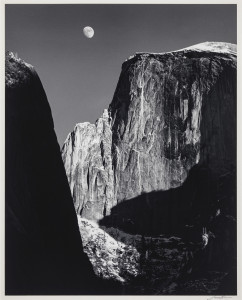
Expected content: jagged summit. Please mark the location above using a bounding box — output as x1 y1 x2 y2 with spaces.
5 51 35 87
62 109 111 150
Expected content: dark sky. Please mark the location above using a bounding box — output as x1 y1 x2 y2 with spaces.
5 4 237 146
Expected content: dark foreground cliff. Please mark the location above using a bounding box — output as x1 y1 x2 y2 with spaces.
62 42 237 294
5 52 120 295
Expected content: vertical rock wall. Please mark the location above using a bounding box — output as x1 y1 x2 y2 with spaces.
5 52 99 294
62 42 236 227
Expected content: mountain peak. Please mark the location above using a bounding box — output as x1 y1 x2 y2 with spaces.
180 41 236 55
126 41 236 62
5 51 34 88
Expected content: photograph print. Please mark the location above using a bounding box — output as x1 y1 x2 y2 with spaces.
5 3 237 296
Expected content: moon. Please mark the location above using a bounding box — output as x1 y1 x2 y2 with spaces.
83 26 94 39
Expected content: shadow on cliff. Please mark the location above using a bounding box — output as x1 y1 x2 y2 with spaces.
99 163 235 239
99 163 236 293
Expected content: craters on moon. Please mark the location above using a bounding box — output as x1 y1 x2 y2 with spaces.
83 26 94 38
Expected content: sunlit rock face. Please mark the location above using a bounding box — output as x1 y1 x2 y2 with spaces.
62 42 236 227
62 109 115 220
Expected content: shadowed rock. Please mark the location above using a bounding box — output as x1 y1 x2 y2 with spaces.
5 52 114 295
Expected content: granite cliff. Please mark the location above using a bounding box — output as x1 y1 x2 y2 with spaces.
61 42 236 294
62 42 236 234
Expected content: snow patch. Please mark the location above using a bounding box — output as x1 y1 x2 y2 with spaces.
78 217 140 282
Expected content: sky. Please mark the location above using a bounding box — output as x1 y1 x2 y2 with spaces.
5 4 237 146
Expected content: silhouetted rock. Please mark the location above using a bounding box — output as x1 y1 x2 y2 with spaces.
5 52 104 295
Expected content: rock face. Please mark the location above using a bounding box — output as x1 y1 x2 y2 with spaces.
62 110 114 220
5 52 102 295
62 42 236 232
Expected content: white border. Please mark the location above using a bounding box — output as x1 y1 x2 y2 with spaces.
0 1 240 300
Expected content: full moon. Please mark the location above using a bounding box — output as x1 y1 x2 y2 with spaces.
83 26 94 38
